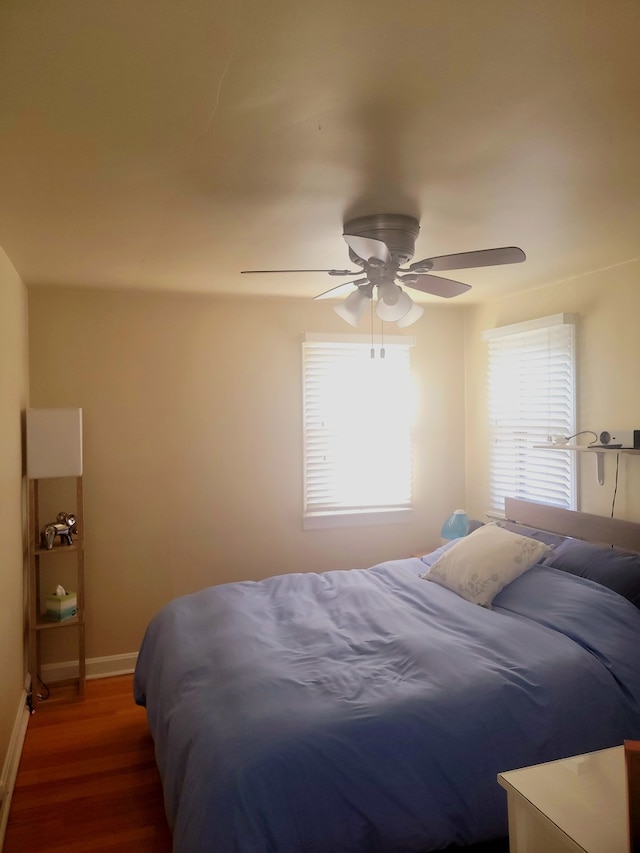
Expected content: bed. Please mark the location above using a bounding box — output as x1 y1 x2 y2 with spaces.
134 499 640 852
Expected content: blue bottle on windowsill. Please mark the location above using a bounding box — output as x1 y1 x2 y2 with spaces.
440 509 469 544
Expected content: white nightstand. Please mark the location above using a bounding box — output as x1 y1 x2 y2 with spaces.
498 746 629 853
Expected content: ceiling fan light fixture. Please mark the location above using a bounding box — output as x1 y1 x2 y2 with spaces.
375 288 413 322
333 287 371 327
395 300 424 327
378 280 400 305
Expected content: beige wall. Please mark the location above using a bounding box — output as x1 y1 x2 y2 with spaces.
20 260 640 670
28 289 466 661
24 264 640 670
0 249 29 790
464 259 640 521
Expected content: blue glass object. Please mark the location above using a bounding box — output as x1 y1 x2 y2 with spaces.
440 509 469 541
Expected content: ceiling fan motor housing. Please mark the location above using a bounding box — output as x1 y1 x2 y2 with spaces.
343 214 420 267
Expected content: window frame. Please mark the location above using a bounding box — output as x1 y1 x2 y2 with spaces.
302 333 415 530
483 313 578 517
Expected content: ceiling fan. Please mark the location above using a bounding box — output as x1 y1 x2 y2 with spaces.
241 214 526 327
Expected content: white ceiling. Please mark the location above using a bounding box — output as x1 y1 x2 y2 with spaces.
0 0 639 304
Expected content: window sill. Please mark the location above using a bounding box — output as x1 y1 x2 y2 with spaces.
303 507 413 530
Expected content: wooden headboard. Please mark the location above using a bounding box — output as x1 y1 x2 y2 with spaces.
504 498 640 553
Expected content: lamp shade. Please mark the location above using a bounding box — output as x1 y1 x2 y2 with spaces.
26 408 83 479
377 280 400 306
396 301 424 327
376 287 413 322
334 288 370 327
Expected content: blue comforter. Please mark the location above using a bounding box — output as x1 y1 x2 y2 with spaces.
134 557 640 852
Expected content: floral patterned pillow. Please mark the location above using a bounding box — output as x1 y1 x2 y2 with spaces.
421 522 552 607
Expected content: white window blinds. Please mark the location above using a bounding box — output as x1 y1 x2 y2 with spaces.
483 314 577 516
303 335 414 523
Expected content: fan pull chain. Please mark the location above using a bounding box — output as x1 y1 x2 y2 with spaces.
368 296 386 357
370 298 375 358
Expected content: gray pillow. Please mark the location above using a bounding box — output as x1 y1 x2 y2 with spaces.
543 539 640 608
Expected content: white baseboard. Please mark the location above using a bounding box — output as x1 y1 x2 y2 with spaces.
40 651 138 683
0 690 30 850
86 652 138 680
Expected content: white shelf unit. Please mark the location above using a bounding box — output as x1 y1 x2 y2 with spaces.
534 444 640 485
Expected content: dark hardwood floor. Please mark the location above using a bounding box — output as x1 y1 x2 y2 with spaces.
4 675 172 852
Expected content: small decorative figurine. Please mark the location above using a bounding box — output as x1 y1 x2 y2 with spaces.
56 511 78 536
41 512 77 550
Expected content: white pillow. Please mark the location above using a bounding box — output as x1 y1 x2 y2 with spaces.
421 522 552 607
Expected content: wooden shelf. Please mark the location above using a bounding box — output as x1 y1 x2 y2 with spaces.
28 476 85 705
33 614 83 631
33 543 80 556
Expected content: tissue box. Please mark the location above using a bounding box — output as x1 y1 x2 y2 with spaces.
45 592 78 622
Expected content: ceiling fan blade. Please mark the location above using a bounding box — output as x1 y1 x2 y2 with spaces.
398 274 471 299
409 246 526 273
240 268 359 276
314 278 369 300
342 234 391 264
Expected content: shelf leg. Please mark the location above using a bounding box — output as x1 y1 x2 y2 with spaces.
596 452 605 486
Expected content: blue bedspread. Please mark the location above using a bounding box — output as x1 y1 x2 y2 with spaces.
134 557 640 852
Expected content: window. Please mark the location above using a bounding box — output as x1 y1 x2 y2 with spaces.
302 334 414 528
483 314 577 516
